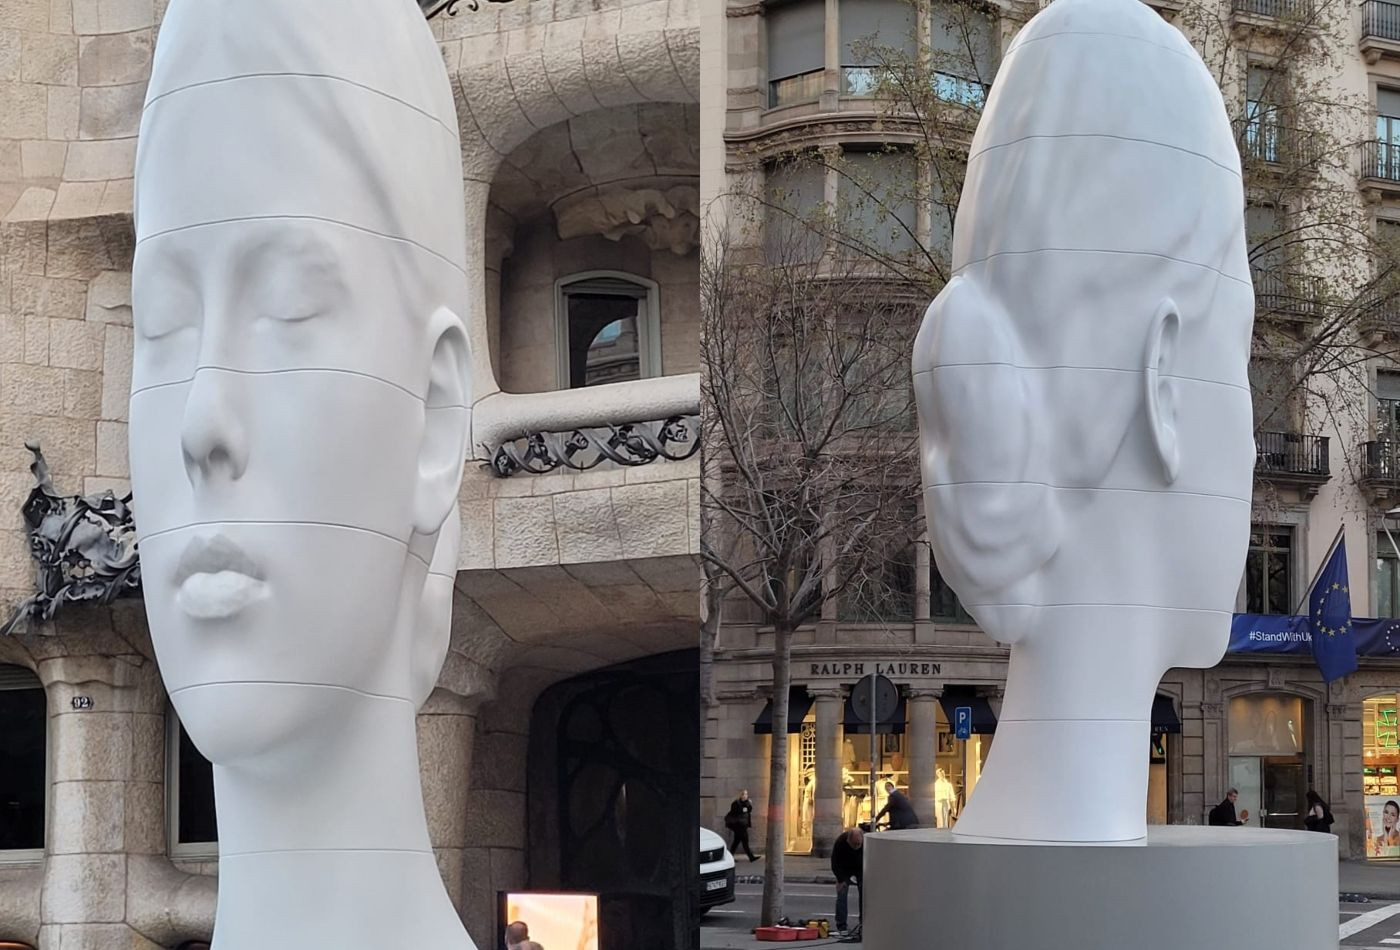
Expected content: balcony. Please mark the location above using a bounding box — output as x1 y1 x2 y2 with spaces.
1234 119 1323 173
1361 139 1400 200
1358 284 1400 336
1252 268 1324 324
1362 441 1400 495
1255 430 1330 494
1363 0 1400 63
1231 0 1314 25
769 70 824 110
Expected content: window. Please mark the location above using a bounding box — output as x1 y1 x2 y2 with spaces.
0 666 45 858
839 542 915 622
555 273 660 390
838 149 916 257
930 555 974 623
1246 202 1285 273
1249 356 1295 432
1245 65 1283 163
1245 527 1293 615
1379 371 1400 442
1378 531 1400 619
168 713 217 857
929 2 997 106
765 159 827 261
839 0 915 96
768 0 825 107
1378 88 1400 180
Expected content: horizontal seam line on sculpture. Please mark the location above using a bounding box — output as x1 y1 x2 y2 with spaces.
960 603 1234 613
911 365 1251 392
135 215 467 277
143 73 460 144
952 248 1252 286
140 522 425 566
1006 28 1201 63
929 483 1251 501
969 133 1240 177
169 681 412 703
130 367 467 409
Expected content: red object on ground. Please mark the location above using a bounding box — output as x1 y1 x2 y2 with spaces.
754 926 820 941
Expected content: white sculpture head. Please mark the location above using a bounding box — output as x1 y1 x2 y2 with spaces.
914 0 1253 839
129 0 471 764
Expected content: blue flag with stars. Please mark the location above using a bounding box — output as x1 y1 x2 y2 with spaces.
1310 538 1357 682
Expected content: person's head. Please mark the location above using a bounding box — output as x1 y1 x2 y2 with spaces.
1226 789 1239 803
915 0 1252 698
1306 790 1323 808
885 781 896 794
130 0 471 765
1385 801 1399 831
739 789 749 801
505 921 529 948
848 827 864 849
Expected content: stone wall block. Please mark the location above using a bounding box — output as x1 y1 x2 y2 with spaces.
123 779 163 854
62 367 101 417
492 495 559 568
611 480 688 556
94 418 127 476
79 80 145 139
51 711 132 782
53 923 163 950
47 85 79 138
1 361 64 414
20 31 78 85
418 712 474 847
49 317 104 368
84 269 130 324
40 853 125 923
77 30 151 85
129 710 163 783
63 136 135 182
46 220 115 279
20 139 68 179
0 82 47 138
552 486 624 563
0 30 20 82
1 313 24 358
50 780 125 853
73 0 154 34
14 274 87 320
461 788 527 848
99 322 131 420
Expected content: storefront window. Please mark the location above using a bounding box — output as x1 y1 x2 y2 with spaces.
1365 694 1400 859
841 729 908 827
787 716 817 853
1227 693 1306 829
929 701 989 828
1148 732 1168 825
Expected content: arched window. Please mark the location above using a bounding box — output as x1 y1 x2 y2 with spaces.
0 665 46 859
555 273 660 390
167 710 217 858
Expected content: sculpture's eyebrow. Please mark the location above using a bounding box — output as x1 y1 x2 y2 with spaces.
231 226 347 308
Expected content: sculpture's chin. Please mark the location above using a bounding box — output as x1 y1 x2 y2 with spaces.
171 681 342 767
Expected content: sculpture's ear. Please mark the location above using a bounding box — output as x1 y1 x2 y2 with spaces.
413 307 472 536
410 507 459 707
1143 297 1181 484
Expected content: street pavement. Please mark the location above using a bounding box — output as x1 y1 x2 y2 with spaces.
700 858 1400 949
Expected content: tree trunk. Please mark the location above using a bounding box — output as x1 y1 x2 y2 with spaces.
760 622 793 928
698 569 723 831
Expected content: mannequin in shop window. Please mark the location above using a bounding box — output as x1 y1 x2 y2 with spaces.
912 0 1253 842
799 771 815 836
934 768 956 828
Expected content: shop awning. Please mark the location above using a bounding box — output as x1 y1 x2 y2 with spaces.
842 690 907 735
753 686 815 734
938 686 997 734
1152 694 1182 735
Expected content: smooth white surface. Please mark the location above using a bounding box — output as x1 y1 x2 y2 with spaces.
914 0 1253 842
130 1 476 946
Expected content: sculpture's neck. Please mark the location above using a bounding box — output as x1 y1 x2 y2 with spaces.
209 691 472 950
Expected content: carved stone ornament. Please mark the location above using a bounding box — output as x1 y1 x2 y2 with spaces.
2 442 141 635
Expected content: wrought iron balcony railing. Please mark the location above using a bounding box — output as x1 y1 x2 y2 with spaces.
1363 139 1400 183
1359 284 1400 333
489 414 699 477
1255 430 1330 482
1253 268 1324 321
1234 119 1323 169
1232 0 1314 18
1364 0 1400 42
1363 440 1400 486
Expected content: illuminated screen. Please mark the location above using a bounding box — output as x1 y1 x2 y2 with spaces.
501 892 599 950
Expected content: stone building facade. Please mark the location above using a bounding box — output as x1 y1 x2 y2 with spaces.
0 1 701 948
701 0 1400 864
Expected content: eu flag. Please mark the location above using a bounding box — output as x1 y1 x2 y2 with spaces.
1310 538 1358 682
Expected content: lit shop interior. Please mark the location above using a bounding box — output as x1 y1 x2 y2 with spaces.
1365 693 1400 858
1227 693 1308 832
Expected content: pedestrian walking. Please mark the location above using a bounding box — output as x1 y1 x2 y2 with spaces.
1304 790 1334 833
725 789 758 860
830 826 864 937
874 781 919 830
1208 788 1246 826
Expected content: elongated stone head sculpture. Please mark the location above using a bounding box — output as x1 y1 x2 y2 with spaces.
914 0 1253 842
129 1 474 945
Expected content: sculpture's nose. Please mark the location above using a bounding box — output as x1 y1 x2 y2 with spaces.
179 369 248 487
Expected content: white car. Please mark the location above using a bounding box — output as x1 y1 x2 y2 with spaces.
699 826 736 912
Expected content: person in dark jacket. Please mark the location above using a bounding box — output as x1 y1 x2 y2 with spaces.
1304 790 1334 833
1208 788 1246 826
830 827 864 935
724 789 758 860
874 781 919 830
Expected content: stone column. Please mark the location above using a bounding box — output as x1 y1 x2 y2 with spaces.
907 690 941 826
810 686 845 856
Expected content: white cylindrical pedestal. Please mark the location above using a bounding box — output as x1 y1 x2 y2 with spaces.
864 827 1337 950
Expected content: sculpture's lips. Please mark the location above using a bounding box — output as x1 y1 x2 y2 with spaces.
174 534 267 619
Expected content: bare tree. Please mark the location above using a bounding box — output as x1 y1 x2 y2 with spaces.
700 203 921 925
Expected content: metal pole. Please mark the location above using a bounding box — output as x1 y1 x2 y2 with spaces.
1288 523 1347 618
869 671 877 827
